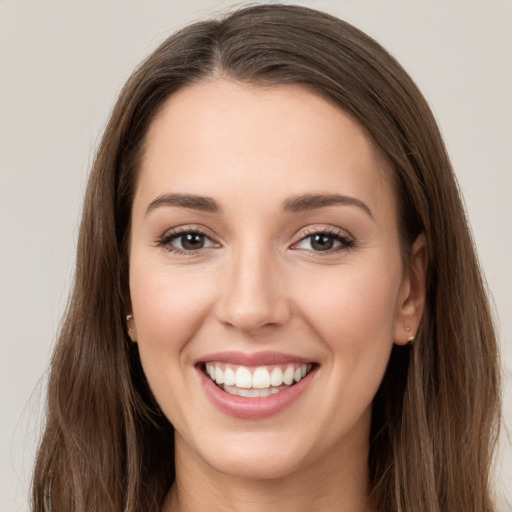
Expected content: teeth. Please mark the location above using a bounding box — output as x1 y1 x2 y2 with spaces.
215 366 224 384
235 367 252 388
204 362 312 394
224 367 235 386
252 367 270 389
270 367 283 387
283 366 294 385
223 384 290 397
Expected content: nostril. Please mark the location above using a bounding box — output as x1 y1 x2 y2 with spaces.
214 268 291 332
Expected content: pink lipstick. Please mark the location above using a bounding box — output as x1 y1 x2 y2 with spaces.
196 351 317 419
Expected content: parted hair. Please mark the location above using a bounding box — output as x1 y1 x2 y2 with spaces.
32 4 500 511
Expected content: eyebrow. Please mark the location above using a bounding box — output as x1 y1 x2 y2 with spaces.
282 193 374 220
145 192 374 220
146 193 221 215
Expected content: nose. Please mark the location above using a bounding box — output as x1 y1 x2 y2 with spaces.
215 245 291 334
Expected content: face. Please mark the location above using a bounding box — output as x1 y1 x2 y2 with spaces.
128 79 424 481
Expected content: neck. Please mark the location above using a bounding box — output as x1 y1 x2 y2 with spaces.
162 432 376 512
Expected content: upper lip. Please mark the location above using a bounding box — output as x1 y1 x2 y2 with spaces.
197 351 314 366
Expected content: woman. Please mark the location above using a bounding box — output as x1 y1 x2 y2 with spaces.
32 4 500 511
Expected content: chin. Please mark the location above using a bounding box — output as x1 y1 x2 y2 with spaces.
185 428 317 481
211 448 308 481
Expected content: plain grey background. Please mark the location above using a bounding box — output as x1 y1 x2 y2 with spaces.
1 0 511 510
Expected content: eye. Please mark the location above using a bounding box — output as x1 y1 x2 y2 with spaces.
157 229 219 253
293 230 354 253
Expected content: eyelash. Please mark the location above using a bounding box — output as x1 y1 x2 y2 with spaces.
156 227 355 255
156 227 218 255
291 227 355 255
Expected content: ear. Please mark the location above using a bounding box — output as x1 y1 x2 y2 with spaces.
126 312 138 343
393 233 428 345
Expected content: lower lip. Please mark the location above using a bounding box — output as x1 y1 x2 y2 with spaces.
198 367 316 419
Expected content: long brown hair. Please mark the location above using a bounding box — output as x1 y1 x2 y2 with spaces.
32 5 500 511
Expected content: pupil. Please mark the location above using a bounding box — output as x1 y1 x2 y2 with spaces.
182 233 204 250
311 234 333 251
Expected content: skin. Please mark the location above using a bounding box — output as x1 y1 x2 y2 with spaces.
127 79 427 512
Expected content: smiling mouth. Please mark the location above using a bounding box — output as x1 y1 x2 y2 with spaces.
201 362 315 398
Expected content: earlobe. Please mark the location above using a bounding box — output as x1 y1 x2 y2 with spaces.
126 313 138 342
393 233 428 345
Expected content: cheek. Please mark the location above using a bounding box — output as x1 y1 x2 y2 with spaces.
294 266 400 441
128 259 219 425
298 262 400 341
294 260 401 401
129 256 216 363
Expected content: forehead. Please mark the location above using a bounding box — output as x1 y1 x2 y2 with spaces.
135 79 395 221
